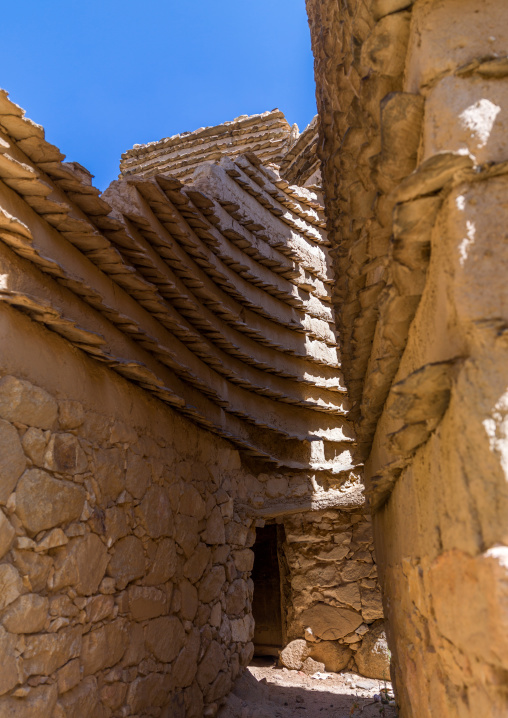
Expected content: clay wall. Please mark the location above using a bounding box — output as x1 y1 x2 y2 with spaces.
307 0 508 715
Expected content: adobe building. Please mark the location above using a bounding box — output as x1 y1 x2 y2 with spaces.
0 0 505 716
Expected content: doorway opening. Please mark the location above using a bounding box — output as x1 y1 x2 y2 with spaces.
251 523 289 657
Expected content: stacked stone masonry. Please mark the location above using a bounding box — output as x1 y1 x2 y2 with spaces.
0 88 387 717
279 116 322 190
120 111 298 183
307 0 508 716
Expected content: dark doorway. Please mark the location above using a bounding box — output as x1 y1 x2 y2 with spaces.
251 523 286 656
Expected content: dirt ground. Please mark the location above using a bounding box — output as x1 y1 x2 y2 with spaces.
218 658 398 718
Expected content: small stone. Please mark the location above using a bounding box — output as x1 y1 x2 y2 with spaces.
240 641 254 667
175 514 199 557
172 628 200 688
142 537 177 585
198 566 226 603
184 542 211 583
225 579 249 616
15 469 86 534
121 622 146 668
43 433 88 475
280 639 310 670
56 676 98 718
0 510 15 559
324 582 362 611
49 595 79 618
104 506 129 546
107 535 145 590
128 585 166 620
179 579 198 621
56 658 81 694
203 505 225 545
110 420 138 445
99 577 116 594
225 521 249 547
127 674 172 714
0 419 26 503
232 549 254 573
52 534 109 595
355 679 378 690
58 401 84 430
145 615 185 662
125 450 150 500
0 376 58 429
14 536 35 550
302 657 325 675
65 523 85 538
360 588 385 621
136 485 172 539
0 684 57 716
0 626 19 695
23 627 82 677
2 593 48 633
341 562 375 582
49 617 70 632
210 602 221 628
300 603 363 640
197 641 225 689
92 447 125 503
230 614 255 643
35 528 68 552
81 621 128 675
266 477 289 498
309 640 352 672
85 594 115 623
22 427 50 468
11 549 52 593
304 627 319 643
100 682 128 711
0 564 23 610
179 485 206 520
343 633 362 643
355 621 391 680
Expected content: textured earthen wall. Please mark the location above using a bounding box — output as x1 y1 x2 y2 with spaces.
307 0 508 715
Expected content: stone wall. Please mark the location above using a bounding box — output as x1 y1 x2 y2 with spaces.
119 110 297 182
280 510 387 678
0 305 261 716
307 0 508 715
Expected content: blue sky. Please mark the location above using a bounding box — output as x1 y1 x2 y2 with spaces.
1 1 317 189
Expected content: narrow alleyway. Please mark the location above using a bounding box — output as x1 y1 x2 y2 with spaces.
218 658 397 718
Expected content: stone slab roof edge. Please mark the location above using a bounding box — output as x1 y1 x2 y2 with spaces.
0 87 357 476
121 109 293 160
